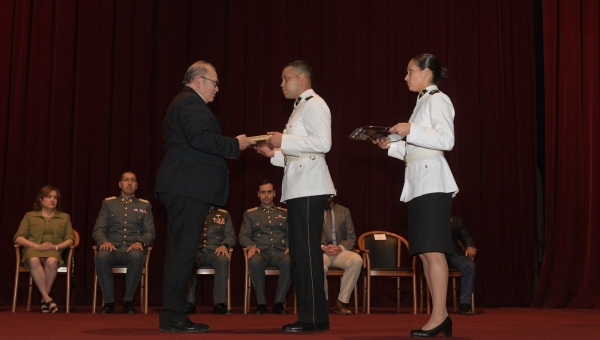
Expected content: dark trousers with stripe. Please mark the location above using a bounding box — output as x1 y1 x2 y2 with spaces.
286 194 330 324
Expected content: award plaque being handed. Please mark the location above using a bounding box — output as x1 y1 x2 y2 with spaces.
248 135 270 146
348 126 392 141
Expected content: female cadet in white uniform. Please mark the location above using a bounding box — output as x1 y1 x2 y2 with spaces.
376 54 458 338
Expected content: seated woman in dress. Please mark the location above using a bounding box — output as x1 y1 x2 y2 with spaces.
14 185 75 313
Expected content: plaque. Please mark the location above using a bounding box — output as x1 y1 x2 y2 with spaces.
248 134 271 146
348 126 392 141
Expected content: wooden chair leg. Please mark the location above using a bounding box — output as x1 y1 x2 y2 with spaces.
227 266 231 311
353 283 358 314
412 274 417 315
362 275 367 313
92 273 98 313
396 277 401 314
27 275 33 312
452 277 458 312
366 274 371 314
12 269 20 313
471 291 475 314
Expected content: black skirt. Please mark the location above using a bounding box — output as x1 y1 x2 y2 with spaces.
406 192 454 256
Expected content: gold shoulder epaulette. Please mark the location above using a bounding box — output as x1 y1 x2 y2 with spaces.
105 196 116 201
277 206 287 211
138 198 149 203
247 207 258 212
429 90 440 95
218 208 228 213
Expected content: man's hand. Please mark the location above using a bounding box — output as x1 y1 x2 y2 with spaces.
285 248 289 255
465 247 477 260
100 241 117 251
236 134 256 151
247 246 260 257
373 137 391 149
215 245 229 257
389 122 411 137
267 131 283 148
322 244 342 256
255 144 275 157
127 241 143 252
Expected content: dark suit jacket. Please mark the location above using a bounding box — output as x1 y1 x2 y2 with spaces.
450 216 476 253
321 203 356 251
155 86 240 206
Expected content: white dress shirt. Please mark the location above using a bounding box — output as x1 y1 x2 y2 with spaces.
388 85 459 202
271 89 335 202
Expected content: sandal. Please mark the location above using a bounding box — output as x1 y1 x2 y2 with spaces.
40 300 49 313
47 300 59 314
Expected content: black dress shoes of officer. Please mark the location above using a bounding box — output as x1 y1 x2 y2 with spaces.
122 301 136 314
458 303 473 316
282 321 330 332
187 302 197 314
213 303 229 314
272 302 287 314
410 316 452 337
98 302 115 314
255 304 267 314
159 319 210 333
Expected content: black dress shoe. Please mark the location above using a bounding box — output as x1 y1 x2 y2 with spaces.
123 301 136 314
410 316 452 337
272 302 287 314
213 303 229 314
187 303 197 314
458 303 473 316
98 303 115 314
282 321 329 332
255 304 267 314
159 319 210 333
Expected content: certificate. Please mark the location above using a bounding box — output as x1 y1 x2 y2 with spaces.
348 126 392 141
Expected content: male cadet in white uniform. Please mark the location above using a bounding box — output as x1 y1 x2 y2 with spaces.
186 207 236 315
321 191 362 315
238 180 290 315
257 60 335 332
92 171 156 314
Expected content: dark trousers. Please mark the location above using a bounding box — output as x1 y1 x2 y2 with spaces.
158 193 210 326
286 194 330 324
446 250 476 304
95 245 145 303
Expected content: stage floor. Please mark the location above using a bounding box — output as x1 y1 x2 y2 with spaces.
1 305 599 339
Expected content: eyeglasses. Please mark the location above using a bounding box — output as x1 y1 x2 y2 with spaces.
199 75 219 88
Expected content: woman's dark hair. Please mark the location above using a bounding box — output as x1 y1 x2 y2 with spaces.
33 185 62 211
412 54 449 84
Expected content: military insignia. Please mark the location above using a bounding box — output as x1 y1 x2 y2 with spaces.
275 215 286 219
247 207 258 212
139 198 149 203
218 208 228 213
429 90 440 95
261 206 275 213
105 196 116 200
134 208 147 214
277 206 287 211
305 95 314 101
121 197 133 204
213 215 226 224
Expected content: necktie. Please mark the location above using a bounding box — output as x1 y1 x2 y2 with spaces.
324 207 337 245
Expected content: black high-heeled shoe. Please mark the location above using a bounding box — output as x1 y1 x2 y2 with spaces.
410 316 452 337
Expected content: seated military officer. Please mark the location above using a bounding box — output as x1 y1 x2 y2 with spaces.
92 171 156 314
239 180 290 315
186 206 236 314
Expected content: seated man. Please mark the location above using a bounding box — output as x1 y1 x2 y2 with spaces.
447 216 477 316
92 171 156 314
239 180 290 315
186 206 236 315
321 192 363 315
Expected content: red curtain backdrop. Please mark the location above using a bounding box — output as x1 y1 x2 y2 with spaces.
531 0 600 308
0 0 538 308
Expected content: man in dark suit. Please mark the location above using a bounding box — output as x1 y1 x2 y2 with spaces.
446 216 477 316
155 60 254 332
321 192 362 315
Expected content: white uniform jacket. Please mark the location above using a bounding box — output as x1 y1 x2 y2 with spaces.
272 89 335 202
388 85 459 202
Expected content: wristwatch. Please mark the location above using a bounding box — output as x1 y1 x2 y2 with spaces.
222 243 230 249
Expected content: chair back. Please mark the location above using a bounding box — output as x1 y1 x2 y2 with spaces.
358 231 409 269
